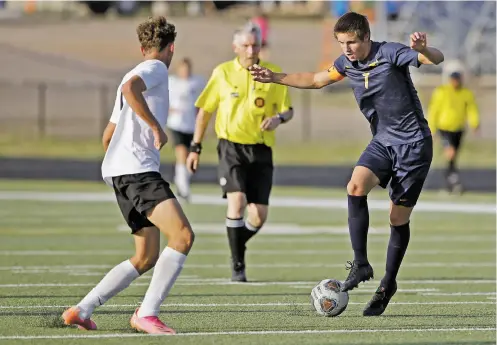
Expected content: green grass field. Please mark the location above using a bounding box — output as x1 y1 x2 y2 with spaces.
0 135 495 168
0 180 495 344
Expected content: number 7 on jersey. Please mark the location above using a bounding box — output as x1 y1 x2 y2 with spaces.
362 72 370 89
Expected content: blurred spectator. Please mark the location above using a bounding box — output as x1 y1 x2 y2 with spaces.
428 72 480 194
251 11 270 60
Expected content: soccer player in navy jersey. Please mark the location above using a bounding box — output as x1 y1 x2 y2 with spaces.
249 12 444 316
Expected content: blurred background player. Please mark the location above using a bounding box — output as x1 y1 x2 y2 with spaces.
167 57 205 200
428 71 480 194
186 22 293 282
62 16 194 335
249 12 444 316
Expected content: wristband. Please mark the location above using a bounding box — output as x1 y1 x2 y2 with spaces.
277 114 286 123
190 142 202 154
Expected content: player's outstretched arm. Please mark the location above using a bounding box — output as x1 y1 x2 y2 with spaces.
249 65 343 89
410 32 444 65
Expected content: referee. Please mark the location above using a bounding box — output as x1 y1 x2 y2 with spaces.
186 22 294 282
428 71 480 193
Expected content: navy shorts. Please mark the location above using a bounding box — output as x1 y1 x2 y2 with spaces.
356 137 433 207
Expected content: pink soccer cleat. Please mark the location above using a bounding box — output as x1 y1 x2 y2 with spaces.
130 308 176 335
62 307 97 331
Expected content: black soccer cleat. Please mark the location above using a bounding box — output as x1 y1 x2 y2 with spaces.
363 281 398 316
231 262 247 282
340 260 374 292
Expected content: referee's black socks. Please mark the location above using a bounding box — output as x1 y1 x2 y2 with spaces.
226 218 260 270
347 195 370 266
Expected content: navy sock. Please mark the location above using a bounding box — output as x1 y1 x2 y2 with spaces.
347 195 369 265
382 222 411 288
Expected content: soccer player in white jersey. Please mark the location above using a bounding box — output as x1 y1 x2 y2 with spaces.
167 58 205 200
61 16 194 335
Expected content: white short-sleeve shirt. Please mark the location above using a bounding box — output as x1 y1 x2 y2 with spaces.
101 59 169 186
166 75 205 134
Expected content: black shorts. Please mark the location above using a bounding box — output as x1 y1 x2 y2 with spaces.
112 172 176 234
438 130 464 150
217 139 273 205
356 137 433 207
170 129 193 148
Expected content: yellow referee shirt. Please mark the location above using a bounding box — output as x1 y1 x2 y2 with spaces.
195 58 292 147
428 85 480 133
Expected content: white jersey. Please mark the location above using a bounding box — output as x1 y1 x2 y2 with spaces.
101 59 169 186
166 75 205 134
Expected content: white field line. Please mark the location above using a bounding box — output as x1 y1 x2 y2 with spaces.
0 249 494 256
0 301 494 310
0 191 495 214
421 292 496 296
0 260 493 268
0 327 495 340
119 224 387 235
0 280 495 288
197 236 496 243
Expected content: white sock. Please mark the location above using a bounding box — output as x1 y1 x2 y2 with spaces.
138 247 187 318
77 260 140 319
175 163 191 196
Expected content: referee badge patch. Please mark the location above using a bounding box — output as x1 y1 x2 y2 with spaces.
254 97 265 108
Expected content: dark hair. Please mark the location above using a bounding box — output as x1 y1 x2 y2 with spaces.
136 16 177 52
334 12 371 41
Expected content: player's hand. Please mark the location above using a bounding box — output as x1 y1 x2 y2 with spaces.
410 32 427 52
248 64 274 83
186 152 200 174
260 116 281 131
153 127 168 150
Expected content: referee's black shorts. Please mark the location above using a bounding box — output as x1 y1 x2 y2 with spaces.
438 130 464 150
217 139 273 205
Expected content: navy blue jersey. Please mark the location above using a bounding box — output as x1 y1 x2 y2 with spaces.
333 41 431 146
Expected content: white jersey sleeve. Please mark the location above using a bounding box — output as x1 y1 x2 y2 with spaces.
135 60 169 91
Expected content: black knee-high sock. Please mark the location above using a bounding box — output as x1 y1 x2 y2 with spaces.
448 159 456 174
243 220 261 243
347 195 369 265
226 218 260 269
382 222 411 288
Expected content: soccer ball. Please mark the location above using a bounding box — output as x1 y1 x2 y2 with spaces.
310 279 349 317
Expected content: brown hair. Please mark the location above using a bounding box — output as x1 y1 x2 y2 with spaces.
334 12 371 41
136 16 177 52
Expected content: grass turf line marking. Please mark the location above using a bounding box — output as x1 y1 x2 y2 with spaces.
0 327 495 339
5 249 495 256
0 302 494 310
0 257 494 269
0 191 494 214
0 280 495 288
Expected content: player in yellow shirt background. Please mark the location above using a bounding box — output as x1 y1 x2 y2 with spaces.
186 22 294 282
428 71 480 194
